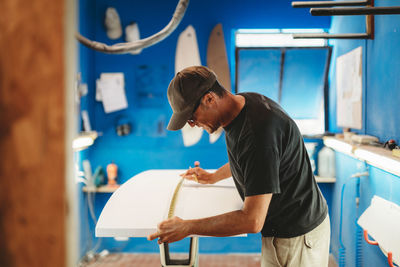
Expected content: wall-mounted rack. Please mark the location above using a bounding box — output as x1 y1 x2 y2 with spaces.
291 0 375 39
292 0 400 39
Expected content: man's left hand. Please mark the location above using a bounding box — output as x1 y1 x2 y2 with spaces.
147 216 190 244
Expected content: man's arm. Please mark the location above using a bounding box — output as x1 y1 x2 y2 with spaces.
148 193 272 244
181 162 231 184
213 162 231 181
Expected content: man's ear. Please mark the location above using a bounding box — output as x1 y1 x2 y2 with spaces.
204 92 215 105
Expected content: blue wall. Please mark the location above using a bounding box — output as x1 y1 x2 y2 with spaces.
77 0 331 259
327 0 400 266
328 0 400 143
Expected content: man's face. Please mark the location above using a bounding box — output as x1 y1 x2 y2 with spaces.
187 93 220 134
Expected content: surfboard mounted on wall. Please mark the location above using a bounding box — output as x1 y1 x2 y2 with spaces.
207 23 231 144
175 25 203 147
125 22 142 55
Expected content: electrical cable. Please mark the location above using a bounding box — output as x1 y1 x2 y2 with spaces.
87 191 102 254
78 191 103 266
338 179 348 267
338 165 368 267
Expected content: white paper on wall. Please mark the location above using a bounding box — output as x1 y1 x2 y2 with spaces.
95 79 103 101
336 46 363 129
97 73 128 113
81 110 91 131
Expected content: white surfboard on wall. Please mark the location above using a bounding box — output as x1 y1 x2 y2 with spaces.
175 25 203 147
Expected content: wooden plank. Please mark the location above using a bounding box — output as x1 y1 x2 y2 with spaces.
206 23 231 143
207 23 231 91
0 0 66 266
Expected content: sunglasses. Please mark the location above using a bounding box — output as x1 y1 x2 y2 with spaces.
188 90 210 124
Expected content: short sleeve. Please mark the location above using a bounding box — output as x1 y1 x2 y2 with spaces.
239 145 281 196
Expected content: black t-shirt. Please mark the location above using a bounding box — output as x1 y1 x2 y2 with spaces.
224 92 327 238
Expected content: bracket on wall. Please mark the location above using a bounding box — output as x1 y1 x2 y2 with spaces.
291 0 374 39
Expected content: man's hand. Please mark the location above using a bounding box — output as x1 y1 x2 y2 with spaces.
147 216 191 244
180 167 217 184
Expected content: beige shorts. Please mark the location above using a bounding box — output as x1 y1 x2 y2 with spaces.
261 215 330 267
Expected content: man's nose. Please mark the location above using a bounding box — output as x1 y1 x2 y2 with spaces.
187 121 196 127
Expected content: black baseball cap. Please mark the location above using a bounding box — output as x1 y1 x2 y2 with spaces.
167 66 217 131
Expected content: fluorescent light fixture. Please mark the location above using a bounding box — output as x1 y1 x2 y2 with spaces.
236 29 281 34
354 149 400 177
72 131 98 151
324 138 354 155
281 28 325 33
236 29 327 47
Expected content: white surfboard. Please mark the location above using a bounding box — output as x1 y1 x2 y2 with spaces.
125 22 142 55
207 24 231 144
96 170 243 237
175 25 203 147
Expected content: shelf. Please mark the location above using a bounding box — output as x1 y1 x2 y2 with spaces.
323 137 400 177
315 176 336 183
82 185 120 193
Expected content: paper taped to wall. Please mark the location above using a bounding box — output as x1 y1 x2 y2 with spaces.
97 73 128 113
336 46 362 129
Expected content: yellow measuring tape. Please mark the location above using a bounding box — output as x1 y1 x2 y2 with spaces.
168 165 199 218
162 175 199 267
167 177 185 219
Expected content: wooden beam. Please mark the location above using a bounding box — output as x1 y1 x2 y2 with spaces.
293 33 370 39
311 6 400 16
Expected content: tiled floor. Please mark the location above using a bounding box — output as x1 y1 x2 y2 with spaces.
84 253 261 267
84 253 338 267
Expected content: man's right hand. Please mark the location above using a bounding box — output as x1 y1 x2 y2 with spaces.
180 167 217 184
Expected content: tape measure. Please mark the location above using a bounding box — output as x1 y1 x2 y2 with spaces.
167 161 200 218
167 178 185 219
160 170 199 267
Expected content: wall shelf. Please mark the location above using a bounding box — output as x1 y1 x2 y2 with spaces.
315 176 336 183
324 137 400 177
82 185 120 193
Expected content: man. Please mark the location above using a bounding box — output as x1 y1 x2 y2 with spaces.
148 66 330 266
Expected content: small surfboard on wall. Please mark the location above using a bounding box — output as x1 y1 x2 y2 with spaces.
175 25 203 147
207 23 231 144
125 22 142 55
